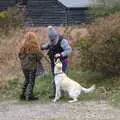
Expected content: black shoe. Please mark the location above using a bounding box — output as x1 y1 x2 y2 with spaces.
49 95 55 99
26 96 39 101
20 95 25 100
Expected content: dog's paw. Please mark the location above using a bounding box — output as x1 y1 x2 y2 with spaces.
52 99 57 102
68 99 78 103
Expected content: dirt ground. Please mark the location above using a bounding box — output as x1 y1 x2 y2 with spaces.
0 100 120 120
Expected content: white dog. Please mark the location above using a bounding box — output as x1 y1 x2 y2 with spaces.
53 58 95 103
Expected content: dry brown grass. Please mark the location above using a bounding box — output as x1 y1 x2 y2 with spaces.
0 28 23 88
2 11 120 87
0 26 90 88
77 12 120 75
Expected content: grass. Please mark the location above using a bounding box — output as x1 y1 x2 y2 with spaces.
1 69 120 106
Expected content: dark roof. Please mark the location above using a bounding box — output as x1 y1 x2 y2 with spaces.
58 0 91 8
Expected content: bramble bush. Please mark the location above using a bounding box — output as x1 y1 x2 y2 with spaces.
0 11 9 32
0 7 25 34
75 12 120 76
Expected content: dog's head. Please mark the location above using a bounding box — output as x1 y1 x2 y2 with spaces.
54 58 63 73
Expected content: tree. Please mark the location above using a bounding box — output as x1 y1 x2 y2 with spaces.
92 0 120 7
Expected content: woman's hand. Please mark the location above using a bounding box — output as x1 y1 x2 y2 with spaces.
55 53 61 58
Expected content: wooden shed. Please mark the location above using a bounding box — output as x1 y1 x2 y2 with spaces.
0 0 92 26
26 0 92 26
0 0 15 11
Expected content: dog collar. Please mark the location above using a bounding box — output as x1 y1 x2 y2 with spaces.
54 72 63 76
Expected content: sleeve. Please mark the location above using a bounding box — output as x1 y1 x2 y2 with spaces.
42 41 51 50
60 39 72 57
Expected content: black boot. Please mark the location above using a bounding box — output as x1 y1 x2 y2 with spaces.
20 94 25 100
20 80 28 100
49 95 55 99
27 95 39 101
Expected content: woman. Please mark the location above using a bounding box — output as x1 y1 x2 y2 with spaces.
41 26 72 98
19 32 43 101
42 26 72 74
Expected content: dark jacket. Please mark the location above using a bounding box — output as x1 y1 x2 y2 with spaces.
43 36 72 62
47 36 67 61
19 52 43 70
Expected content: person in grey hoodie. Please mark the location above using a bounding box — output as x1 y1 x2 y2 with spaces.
41 26 72 98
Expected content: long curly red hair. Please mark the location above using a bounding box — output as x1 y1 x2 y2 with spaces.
19 32 40 53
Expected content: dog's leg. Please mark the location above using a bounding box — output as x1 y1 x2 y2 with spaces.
68 90 80 103
68 98 78 103
53 85 61 102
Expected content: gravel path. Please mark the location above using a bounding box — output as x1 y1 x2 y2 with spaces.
0 100 120 120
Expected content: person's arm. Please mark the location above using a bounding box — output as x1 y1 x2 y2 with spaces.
60 39 72 57
41 41 51 50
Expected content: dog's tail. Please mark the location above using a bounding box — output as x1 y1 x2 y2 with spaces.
81 84 95 93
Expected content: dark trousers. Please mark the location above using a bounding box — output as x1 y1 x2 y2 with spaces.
51 62 68 97
36 61 45 76
21 69 36 98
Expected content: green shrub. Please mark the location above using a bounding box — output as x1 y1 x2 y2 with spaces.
91 2 120 19
7 7 25 28
0 11 8 31
75 12 120 76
